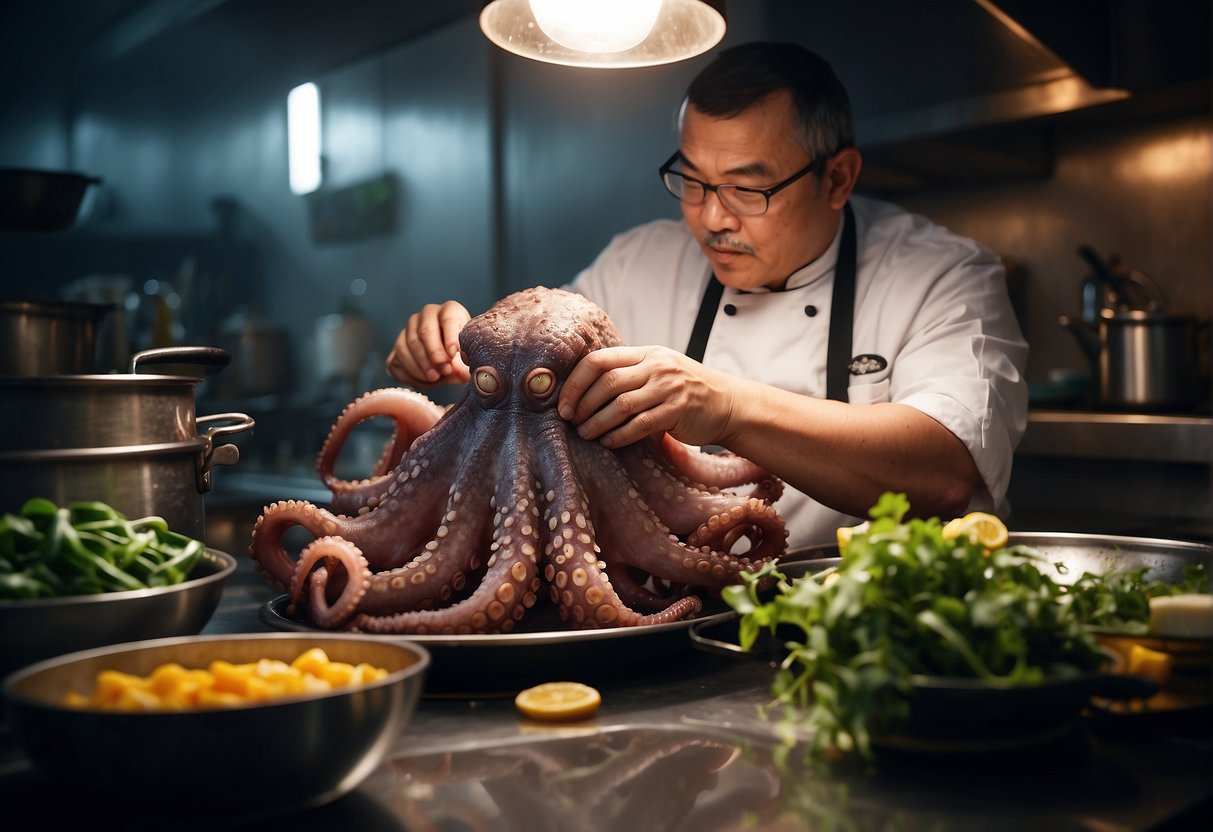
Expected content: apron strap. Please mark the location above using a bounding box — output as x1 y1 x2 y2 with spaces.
684 201 857 402
825 202 857 402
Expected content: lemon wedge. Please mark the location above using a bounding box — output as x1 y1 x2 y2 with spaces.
940 511 1009 550
1123 642 1174 686
515 681 602 722
835 521 869 554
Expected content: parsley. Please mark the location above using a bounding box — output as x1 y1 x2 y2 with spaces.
722 492 1188 760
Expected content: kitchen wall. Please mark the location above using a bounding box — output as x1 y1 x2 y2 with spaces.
1 3 1209 492
901 113 1212 386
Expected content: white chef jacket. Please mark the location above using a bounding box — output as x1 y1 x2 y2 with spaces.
567 193 1029 551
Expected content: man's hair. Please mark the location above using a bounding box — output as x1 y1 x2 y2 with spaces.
683 42 855 160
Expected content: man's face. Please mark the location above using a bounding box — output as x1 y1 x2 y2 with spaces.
678 90 839 291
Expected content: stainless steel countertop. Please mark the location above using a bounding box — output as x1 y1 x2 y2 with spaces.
4 555 1208 830
1020 409 1213 463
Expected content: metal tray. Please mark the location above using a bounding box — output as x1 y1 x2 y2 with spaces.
260 595 734 697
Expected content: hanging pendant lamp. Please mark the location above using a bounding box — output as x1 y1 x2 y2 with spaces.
479 0 726 69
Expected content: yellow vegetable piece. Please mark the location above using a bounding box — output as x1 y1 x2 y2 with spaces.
64 649 390 711
941 511 1008 550
515 681 602 722
1124 642 1174 686
835 521 869 554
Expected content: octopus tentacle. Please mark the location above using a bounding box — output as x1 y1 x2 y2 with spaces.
539 422 700 627
603 561 697 614
573 439 769 588
651 432 784 501
686 497 787 562
354 446 501 617
287 536 371 628
317 387 452 515
615 441 780 537
351 424 543 635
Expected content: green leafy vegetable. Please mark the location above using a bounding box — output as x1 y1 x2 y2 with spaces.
722 492 1198 760
0 498 205 600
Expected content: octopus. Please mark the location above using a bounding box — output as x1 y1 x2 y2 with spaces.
249 287 787 634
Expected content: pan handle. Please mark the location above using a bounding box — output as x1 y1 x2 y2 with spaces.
128 346 231 374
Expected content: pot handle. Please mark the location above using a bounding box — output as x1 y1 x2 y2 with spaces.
195 412 255 493
128 346 231 374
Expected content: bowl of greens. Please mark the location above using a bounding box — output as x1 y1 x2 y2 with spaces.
701 493 1209 758
0 498 236 679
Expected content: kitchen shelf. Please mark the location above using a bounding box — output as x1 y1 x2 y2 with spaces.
1018 409 1213 463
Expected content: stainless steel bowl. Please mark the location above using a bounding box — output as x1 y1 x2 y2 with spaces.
2 633 429 819
0 548 237 679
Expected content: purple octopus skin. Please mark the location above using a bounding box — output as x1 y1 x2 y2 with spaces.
248 286 787 634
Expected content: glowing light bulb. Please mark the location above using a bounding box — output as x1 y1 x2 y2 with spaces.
529 0 664 54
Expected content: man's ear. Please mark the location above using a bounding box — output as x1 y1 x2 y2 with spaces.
824 148 862 210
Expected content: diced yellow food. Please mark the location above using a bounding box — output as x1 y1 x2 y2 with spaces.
1148 594 1213 639
941 512 1008 551
290 647 332 676
63 649 390 712
515 681 602 722
1124 642 1173 686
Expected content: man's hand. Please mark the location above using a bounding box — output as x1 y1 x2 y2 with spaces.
557 345 737 449
385 301 472 387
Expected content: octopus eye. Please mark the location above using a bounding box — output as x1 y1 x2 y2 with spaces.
474 368 500 395
527 369 555 397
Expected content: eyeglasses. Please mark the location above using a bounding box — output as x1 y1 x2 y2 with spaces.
658 151 826 216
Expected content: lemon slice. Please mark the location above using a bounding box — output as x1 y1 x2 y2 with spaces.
1124 642 1174 686
940 511 1008 550
515 681 601 722
835 521 869 554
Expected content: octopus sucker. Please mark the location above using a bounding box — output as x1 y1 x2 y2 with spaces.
249 287 786 633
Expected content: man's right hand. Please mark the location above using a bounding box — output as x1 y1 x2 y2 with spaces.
385 301 472 387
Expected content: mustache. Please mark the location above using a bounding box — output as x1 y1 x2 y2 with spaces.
702 232 754 255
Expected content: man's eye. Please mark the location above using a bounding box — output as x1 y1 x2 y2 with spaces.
730 188 767 209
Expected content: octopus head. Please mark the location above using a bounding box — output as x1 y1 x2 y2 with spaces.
460 287 624 413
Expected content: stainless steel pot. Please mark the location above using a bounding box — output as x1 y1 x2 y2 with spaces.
0 346 238 450
0 345 253 541
0 427 249 541
0 300 114 376
1060 310 1209 410
216 311 294 397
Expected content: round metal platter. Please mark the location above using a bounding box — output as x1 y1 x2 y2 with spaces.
260 594 735 697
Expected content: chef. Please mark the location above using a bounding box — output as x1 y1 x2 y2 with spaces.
387 41 1029 549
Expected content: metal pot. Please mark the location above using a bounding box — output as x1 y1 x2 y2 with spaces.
0 346 237 450
0 300 114 376
1060 310 1209 410
0 346 253 541
0 427 249 542
217 311 294 397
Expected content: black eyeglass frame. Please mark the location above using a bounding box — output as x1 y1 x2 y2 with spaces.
658 150 828 216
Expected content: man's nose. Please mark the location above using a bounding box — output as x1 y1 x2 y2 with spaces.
699 189 740 231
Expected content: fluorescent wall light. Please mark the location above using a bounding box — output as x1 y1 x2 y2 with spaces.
288 81 322 195
480 0 726 69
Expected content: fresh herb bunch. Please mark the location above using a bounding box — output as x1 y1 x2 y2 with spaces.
722 492 1157 759
0 498 205 599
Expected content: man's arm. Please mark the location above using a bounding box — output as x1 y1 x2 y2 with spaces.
558 346 982 520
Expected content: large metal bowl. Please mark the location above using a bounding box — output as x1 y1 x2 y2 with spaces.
0 548 237 680
2 633 429 819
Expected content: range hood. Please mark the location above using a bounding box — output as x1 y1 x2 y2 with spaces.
767 0 1211 191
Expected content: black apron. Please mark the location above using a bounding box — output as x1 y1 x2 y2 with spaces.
684 202 857 402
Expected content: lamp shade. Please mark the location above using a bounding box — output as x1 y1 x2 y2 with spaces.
480 0 726 69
